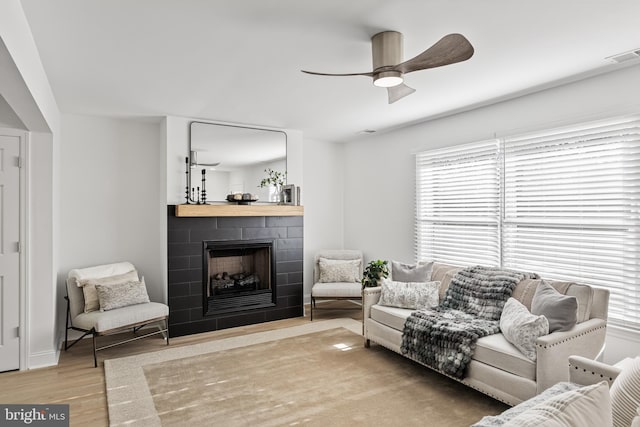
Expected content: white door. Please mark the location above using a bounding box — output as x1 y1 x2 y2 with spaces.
0 131 21 372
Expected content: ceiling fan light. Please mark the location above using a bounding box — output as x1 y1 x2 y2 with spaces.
373 71 403 88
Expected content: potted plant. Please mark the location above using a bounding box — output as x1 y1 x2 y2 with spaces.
259 168 287 203
361 259 389 288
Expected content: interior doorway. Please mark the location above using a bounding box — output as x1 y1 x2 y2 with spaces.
0 128 22 372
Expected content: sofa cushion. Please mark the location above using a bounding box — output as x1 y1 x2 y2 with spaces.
312 281 362 298
391 260 433 282
378 278 440 310
531 280 578 332
370 304 414 331
473 333 537 381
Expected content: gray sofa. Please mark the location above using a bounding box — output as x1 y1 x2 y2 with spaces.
363 262 610 405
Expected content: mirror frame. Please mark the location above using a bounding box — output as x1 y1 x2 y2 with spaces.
188 121 287 203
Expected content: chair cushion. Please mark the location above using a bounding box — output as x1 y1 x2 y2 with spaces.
370 304 413 331
474 333 537 381
311 282 362 298
72 302 168 333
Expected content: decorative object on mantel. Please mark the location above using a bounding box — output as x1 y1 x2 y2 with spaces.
226 192 259 205
184 155 212 205
259 168 287 203
282 184 296 205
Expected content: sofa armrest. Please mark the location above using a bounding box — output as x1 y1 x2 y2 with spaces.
568 355 621 387
363 286 381 319
535 318 607 393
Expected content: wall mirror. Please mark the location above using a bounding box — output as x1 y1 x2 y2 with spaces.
189 121 287 203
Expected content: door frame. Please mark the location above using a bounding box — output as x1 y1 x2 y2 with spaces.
19 130 28 370
0 127 29 370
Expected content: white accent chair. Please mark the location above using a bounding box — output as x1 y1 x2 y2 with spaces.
310 250 363 321
64 261 169 367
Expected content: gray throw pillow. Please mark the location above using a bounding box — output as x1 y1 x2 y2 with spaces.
531 280 578 332
391 260 433 282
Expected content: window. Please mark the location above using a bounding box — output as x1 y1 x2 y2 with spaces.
415 115 640 330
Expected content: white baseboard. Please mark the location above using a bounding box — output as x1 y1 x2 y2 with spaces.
28 348 60 369
604 325 640 364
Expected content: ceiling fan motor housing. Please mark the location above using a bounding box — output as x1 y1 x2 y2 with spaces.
372 31 403 86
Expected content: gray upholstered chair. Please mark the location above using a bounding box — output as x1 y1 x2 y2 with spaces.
310 249 364 321
64 261 169 367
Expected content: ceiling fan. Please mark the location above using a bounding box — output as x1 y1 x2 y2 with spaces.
302 32 474 104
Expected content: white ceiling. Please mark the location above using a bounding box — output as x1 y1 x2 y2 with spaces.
19 0 640 142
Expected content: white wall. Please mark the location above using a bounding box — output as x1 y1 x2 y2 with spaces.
1 0 61 369
343 64 640 362
301 138 345 301
59 114 164 304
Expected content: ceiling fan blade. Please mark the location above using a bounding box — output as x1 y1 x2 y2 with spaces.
301 70 374 77
387 83 416 104
394 33 474 74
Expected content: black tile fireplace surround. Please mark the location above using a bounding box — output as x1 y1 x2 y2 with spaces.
167 206 304 337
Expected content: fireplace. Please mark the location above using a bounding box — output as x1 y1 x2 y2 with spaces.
167 206 304 337
204 240 276 315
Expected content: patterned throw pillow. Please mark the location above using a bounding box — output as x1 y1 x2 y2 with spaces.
500 297 549 361
378 278 440 310
506 381 612 427
95 277 150 311
78 270 140 313
318 258 360 283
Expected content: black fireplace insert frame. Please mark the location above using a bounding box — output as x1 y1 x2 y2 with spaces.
202 239 277 316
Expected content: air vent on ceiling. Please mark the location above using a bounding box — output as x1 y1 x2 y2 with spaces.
607 49 640 64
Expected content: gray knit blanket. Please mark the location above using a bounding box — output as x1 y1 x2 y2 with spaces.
401 266 539 379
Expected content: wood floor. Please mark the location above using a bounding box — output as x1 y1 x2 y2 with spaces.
0 301 362 427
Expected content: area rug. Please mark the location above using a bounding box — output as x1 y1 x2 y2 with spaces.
105 318 505 426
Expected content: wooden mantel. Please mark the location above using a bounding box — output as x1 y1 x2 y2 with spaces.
175 204 304 217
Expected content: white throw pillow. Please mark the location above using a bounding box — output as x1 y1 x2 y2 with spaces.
78 270 139 313
378 277 440 310
611 357 640 427
506 381 612 427
500 298 549 361
96 277 150 311
318 258 360 283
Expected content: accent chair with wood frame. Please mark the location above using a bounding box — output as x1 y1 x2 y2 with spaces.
310 249 364 321
64 261 169 367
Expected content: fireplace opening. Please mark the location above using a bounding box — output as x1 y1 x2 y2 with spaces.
203 239 276 315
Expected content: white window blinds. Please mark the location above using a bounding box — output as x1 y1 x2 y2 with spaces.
502 116 640 330
415 115 640 330
415 140 500 267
